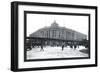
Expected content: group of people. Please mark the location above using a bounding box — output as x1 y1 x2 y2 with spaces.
40 43 78 51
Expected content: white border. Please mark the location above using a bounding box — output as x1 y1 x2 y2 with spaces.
18 5 96 68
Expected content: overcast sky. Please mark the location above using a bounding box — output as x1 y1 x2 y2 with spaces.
27 14 88 37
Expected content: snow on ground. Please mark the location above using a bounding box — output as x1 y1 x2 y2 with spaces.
27 46 88 60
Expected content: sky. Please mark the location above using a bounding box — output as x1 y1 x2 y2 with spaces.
27 13 89 37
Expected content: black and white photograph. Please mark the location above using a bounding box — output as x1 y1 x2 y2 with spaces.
11 1 97 71
25 11 90 61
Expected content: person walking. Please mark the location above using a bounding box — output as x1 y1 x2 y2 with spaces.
40 41 44 51
62 42 65 51
74 45 77 50
40 44 44 51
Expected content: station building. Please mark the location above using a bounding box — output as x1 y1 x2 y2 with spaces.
29 21 87 41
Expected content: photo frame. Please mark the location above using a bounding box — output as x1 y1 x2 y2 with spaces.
11 1 98 71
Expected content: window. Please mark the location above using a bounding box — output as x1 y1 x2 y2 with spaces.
40 31 44 37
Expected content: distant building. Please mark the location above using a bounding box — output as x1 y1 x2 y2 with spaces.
29 20 87 41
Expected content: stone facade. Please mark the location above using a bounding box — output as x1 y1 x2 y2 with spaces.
29 21 87 41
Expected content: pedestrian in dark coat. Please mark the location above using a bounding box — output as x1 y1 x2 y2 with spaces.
62 45 64 51
40 43 44 51
62 42 65 51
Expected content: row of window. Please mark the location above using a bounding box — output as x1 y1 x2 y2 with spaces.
40 30 73 39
